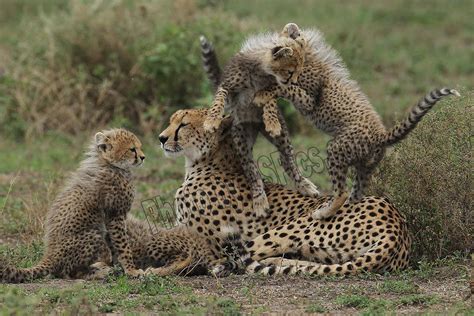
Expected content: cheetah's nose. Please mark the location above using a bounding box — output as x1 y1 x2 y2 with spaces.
159 135 168 145
140 156 145 161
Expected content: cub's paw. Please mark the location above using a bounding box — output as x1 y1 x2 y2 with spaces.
295 178 320 197
264 120 282 138
253 192 270 218
312 193 348 220
203 115 223 133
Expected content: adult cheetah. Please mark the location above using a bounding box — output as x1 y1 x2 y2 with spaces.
155 108 411 276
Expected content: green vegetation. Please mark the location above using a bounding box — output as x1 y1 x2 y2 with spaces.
370 91 473 261
0 0 472 314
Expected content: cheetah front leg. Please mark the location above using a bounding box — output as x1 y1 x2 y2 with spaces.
107 216 144 277
275 84 316 113
204 86 228 132
230 123 269 217
253 90 282 137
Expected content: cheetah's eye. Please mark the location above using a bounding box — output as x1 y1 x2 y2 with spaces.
130 148 136 153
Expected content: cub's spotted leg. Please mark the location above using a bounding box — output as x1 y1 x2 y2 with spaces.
275 84 316 113
260 105 320 197
231 123 269 217
350 148 384 202
312 140 349 220
254 90 282 137
107 216 144 277
204 86 228 132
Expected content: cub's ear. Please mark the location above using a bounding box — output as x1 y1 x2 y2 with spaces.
281 22 301 39
272 46 293 59
95 132 109 152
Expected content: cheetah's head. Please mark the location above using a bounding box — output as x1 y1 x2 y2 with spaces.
94 128 145 169
158 109 231 162
262 23 306 86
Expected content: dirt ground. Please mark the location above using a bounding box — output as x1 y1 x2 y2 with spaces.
9 261 473 315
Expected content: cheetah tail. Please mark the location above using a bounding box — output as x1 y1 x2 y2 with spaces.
382 88 460 147
200 35 222 92
0 256 54 283
224 236 404 277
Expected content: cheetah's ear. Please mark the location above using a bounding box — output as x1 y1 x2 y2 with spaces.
272 46 293 59
95 132 110 152
281 22 301 39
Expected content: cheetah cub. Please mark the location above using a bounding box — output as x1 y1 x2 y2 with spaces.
1 129 146 283
202 23 320 217
254 27 460 219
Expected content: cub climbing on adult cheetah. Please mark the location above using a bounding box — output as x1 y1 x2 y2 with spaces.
206 25 460 219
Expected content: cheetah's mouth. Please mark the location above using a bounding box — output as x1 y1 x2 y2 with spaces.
162 144 183 158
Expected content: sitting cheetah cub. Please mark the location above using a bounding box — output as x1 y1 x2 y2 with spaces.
254 27 460 219
202 23 319 217
0 129 146 283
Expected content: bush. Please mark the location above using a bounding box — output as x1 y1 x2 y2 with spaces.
369 90 473 262
0 0 249 139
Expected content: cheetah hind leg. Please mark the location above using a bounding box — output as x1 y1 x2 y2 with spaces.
295 177 320 197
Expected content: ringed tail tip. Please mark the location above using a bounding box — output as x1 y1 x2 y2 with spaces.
451 89 461 97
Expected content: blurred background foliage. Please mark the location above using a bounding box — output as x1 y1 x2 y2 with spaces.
0 0 472 261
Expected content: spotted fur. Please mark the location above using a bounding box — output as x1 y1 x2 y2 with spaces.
199 24 319 217
244 28 459 219
155 109 411 277
0 129 146 283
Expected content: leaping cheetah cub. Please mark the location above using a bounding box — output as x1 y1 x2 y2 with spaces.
253 26 460 219
1 129 146 283
201 23 319 217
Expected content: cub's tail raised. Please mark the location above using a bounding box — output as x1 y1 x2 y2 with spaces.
382 88 460 146
0 256 56 283
199 35 222 91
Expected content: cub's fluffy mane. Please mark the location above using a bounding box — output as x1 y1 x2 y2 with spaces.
240 28 369 103
62 129 130 193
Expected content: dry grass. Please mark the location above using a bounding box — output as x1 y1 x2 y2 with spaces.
0 0 249 139
370 90 473 261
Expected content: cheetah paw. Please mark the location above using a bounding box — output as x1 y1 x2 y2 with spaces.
210 265 231 278
125 268 145 277
252 192 270 217
265 121 282 138
295 178 320 197
203 115 222 133
312 193 348 220
311 202 334 220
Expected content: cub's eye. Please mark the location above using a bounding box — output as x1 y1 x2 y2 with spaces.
130 148 136 153
179 123 189 128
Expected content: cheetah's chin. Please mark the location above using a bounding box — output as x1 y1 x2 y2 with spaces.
163 148 183 158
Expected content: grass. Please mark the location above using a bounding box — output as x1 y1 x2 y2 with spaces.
0 275 244 315
0 0 472 314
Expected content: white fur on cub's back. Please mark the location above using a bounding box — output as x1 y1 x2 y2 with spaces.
241 27 368 102
240 32 282 53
